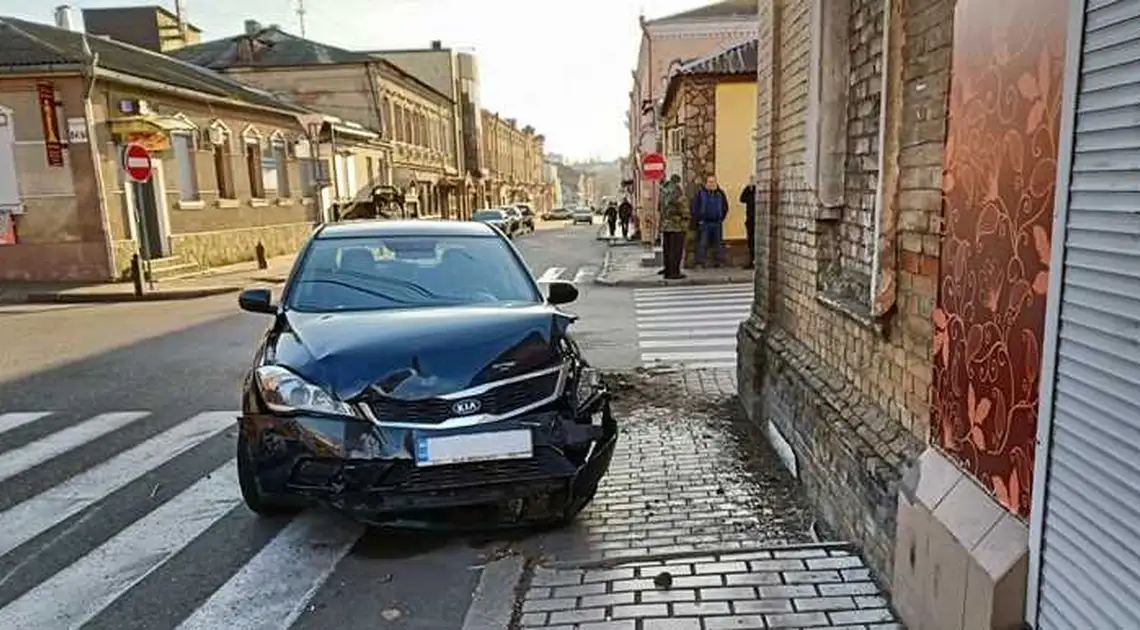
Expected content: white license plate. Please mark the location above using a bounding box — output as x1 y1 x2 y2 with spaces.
413 429 533 467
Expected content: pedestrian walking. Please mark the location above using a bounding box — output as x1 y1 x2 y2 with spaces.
740 176 756 269
618 197 633 239
604 203 618 237
659 174 689 280
689 173 729 267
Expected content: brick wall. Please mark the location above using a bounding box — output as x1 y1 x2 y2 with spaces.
739 0 954 589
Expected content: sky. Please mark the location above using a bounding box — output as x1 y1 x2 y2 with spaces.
0 0 720 160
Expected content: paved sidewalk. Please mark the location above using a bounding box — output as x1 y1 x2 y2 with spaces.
596 246 753 288
509 368 901 629
0 254 295 304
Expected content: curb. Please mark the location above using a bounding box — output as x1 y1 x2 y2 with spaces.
593 273 752 288
542 540 854 570
19 285 242 304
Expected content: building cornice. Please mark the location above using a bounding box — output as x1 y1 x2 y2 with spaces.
646 20 759 37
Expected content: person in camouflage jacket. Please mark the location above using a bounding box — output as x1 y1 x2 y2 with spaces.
658 174 688 279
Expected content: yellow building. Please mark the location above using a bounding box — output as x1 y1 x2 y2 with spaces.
479 110 548 210
658 39 757 265
171 22 461 219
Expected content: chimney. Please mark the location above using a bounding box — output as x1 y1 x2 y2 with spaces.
53 5 74 31
431 40 442 49
244 19 262 35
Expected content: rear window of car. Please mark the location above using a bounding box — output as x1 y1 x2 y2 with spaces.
285 234 542 312
472 210 503 220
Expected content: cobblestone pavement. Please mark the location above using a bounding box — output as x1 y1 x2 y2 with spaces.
509 368 901 629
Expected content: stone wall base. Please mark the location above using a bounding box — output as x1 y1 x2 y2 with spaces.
894 448 1029 630
0 241 112 282
737 316 923 588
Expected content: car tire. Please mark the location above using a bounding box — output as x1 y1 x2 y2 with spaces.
237 430 299 517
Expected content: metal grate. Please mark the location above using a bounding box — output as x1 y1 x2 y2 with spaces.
364 371 560 424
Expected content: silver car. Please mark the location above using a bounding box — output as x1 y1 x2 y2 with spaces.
571 207 593 225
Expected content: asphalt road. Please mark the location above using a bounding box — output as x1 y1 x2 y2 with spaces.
0 221 635 630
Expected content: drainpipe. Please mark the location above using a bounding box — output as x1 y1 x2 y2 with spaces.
329 125 341 221
80 37 117 282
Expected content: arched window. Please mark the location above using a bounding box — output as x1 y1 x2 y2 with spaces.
208 120 235 199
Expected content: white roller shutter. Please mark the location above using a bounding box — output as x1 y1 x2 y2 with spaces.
1032 0 1140 627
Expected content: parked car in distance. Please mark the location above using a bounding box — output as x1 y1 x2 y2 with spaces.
471 208 512 236
515 204 536 232
502 207 524 235
235 220 617 528
572 207 594 225
543 207 573 221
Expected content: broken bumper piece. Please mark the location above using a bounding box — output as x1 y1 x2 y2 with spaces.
240 395 617 525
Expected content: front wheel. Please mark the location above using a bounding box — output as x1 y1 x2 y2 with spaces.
237 430 299 517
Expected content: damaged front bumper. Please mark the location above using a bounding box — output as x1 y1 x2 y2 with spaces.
239 393 617 526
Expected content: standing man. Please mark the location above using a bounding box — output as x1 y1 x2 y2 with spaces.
618 197 633 240
740 176 757 269
659 174 689 280
689 173 729 267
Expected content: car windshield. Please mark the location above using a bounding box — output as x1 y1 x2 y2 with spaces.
472 210 503 220
285 234 542 312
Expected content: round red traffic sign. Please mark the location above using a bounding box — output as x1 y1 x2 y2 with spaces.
641 153 666 181
122 143 153 183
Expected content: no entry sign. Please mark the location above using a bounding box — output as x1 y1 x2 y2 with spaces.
122 143 153 183
641 153 665 181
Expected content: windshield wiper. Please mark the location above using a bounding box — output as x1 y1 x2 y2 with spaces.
296 278 418 304
332 270 447 300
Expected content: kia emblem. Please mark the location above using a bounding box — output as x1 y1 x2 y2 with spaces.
451 398 482 416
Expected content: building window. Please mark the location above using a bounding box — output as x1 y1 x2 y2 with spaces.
265 138 289 197
172 132 199 201
299 158 317 197
245 139 265 199
210 123 235 199
366 156 375 184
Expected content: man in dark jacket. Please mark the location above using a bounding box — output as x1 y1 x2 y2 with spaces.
618 197 633 239
689 173 729 267
604 203 618 237
740 176 756 269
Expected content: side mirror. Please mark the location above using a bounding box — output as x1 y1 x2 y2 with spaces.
547 281 578 306
238 287 276 314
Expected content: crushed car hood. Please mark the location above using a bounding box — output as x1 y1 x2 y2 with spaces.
271 305 573 401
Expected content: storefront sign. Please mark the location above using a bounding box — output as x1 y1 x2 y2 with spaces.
66 118 88 144
37 82 64 167
125 131 169 153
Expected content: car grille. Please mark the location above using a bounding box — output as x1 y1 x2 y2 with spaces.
287 446 576 493
362 369 562 425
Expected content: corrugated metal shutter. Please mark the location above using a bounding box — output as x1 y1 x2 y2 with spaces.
1036 0 1140 627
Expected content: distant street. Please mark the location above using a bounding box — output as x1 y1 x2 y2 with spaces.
0 222 627 629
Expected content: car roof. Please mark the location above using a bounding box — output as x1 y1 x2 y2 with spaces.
314 220 496 239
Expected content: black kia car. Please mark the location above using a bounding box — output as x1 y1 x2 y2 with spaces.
236 220 616 527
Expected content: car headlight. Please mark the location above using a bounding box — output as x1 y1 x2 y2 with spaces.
254 365 355 416
573 367 602 407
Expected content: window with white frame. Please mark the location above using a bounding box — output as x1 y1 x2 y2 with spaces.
172 132 199 201
264 136 289 197
244 132 265 199
209 122 236 199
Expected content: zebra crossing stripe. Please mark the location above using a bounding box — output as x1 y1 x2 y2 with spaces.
0 461 240 629
536 267 565 283
176 511 365 630
0 411 149 484
0 411 236 558
0 412 52 438
571 266 597 284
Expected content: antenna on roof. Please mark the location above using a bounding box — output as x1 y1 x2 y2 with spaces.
174 0 188 42
295 0 307 38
